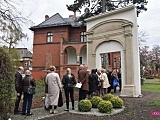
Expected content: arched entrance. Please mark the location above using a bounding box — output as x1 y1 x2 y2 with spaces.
80 45 87 65
96 41 123 70
64 46 76 64
86 6 141 97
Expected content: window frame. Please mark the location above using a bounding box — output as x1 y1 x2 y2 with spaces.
46 32 53 43
80 31 86 42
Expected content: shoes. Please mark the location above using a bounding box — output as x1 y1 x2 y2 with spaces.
53 110 58 114
72 107 75 110
50 109 53 114
21 113 26 115
27 113 33 116
64 109 69 111
50 109 58 114
14 110 21 115
44 106 50 111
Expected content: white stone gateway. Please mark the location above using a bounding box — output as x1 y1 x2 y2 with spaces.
85 5 141 97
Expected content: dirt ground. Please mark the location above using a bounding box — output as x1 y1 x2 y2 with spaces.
31 91 160 120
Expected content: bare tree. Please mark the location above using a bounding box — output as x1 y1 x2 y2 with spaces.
0 0 27 49
151 45 160 73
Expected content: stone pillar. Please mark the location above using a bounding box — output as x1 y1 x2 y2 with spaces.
121 24 135 97
76 53 80 64
59 37 64 78
87 40 96 70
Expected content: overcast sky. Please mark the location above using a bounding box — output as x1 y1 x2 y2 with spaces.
15 0 160 51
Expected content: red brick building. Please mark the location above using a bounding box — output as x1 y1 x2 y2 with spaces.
30 13 121 79
30 13 87 79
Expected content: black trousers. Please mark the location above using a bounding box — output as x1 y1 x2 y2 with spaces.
14 93 22 112
64 87 74 109
119 79 122 92
79 89 88 101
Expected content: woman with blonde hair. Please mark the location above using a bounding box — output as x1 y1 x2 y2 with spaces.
101 69 110 95
62 68 76 111
21 70 36 116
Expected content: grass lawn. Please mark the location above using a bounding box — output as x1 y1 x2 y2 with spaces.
142 78 160 93
142 78 160 106
141 83 160 93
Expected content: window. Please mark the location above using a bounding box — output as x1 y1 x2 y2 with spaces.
100 53 109 69
24 62 28 67
80 57 82 64
80 32 86 42
47 32 53 43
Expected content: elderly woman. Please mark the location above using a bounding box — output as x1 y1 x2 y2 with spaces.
101 69 110 95
21 70 36 116
62 68 76 111
46 66 62 114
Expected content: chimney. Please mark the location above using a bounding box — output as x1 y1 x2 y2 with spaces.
69 12 76 18
73 12 76 18
45 15 49 20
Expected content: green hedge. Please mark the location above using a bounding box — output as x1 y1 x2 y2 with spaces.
98 100 113 113
90 96 102 108
78 99 92 112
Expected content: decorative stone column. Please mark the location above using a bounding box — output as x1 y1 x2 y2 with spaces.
121 23 135 97
76 53 80 64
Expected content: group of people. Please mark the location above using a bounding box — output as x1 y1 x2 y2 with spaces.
44 66 76 113
14 64 121 116
44 64 122 114
14 66 36 116
77 65 122 100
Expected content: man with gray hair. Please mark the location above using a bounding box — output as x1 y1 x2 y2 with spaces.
14 66 24 115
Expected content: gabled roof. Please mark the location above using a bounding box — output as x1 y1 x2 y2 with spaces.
30 13 85 31
17 48 32 59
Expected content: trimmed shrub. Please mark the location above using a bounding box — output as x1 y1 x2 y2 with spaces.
110 97 124 108
98 100 113 114
78 99 92 112
102 93 114 101
90 96 102 108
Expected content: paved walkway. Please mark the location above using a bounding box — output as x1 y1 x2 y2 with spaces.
10 101 76 120
10 92 121 120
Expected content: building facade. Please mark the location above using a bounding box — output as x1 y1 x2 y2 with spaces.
30 13 121 79
30 13 87 79
17 48 32 71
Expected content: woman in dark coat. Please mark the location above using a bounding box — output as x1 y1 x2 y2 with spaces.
22 70 36 116
88 69 99 98
62 68 76 111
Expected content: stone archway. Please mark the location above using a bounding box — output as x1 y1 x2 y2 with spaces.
85 6 141 97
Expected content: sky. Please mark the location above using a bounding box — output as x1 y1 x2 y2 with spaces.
15 0 160 51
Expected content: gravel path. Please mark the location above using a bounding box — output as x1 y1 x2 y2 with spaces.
10 91 160 120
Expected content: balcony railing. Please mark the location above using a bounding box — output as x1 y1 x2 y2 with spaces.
63 38 86 44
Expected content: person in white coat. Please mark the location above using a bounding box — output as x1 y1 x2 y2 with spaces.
46 66 62 114
101 69 110 95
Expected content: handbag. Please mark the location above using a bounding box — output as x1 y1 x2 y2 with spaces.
58 90 63 107
27 77 35 94
113 78 119 87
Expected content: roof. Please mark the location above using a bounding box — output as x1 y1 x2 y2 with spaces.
17 48 32 59
30 13 85 31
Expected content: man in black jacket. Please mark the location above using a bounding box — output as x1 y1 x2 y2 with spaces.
14 66 24 115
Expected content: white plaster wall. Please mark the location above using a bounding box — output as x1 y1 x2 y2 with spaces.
86 5 141 96
67 47 76 64
80 46 87 64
